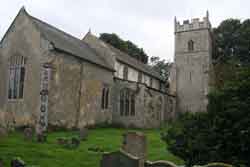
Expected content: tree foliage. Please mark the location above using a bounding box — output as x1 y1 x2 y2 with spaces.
162 66 250 166
100 33 171 81
149 56 172 81
214 19 250 64
99 33 148 64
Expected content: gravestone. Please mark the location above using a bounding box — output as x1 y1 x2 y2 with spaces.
0 127 7 138
79 128 88 141
122 132 147 160
0 158 3 167
101 151 140 167
23 128 33 140
35 124 47 142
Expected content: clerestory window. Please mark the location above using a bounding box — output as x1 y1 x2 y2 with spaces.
8 55 26 99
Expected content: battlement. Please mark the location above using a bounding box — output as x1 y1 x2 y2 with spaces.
175 11 211 33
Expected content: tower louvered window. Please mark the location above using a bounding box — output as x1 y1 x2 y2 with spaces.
8 55 26 99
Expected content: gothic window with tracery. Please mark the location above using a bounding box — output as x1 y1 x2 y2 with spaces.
8 55 26 99
120 88 136 116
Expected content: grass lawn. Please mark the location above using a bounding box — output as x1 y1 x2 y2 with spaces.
0 128 183 167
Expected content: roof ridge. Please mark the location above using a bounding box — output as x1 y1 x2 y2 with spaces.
29 15 85 46
100 38 161 75
26 12 114 71
86 33 163 81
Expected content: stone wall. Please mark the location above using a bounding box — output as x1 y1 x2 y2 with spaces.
0 9 49 128
112 78 167 128
48 51 114 129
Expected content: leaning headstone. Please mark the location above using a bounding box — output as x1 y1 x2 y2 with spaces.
79 128 88 141
122 132 147 160
23 128 33 141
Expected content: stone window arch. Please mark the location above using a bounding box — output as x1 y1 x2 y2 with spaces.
120 90 125 116
188 40 194 51
120 88 136 116
101 87 110 109
8 55 26 99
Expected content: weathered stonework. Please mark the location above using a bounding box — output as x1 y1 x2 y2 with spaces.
0 8 175 130
171 12 213 113
112 79 169 128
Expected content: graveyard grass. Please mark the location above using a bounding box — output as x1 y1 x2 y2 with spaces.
0 128 183 167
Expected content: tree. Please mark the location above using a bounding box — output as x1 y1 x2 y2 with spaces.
162 63 250 167
99 33 148 64
213 19 250 64
149 56 172 81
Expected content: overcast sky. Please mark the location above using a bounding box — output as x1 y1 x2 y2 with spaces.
0 0 250 61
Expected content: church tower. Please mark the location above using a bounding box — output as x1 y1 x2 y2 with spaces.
173 11 212 113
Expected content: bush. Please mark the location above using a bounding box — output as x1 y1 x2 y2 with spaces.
162 66 250 167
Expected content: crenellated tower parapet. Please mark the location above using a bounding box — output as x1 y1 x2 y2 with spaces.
175 11 211 33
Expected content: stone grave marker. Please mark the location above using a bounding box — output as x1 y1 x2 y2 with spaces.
122 131 147 160
0 127 7 138
23 128 33 140
0 158 3 167
79 127 88 141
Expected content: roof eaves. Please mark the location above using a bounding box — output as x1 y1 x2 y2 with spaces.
53 47 115 72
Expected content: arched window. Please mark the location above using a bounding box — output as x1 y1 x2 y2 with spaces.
188 40 194 51
120 88 136 117
120 91 124 116
130 93 135 116
105 88 109 109
101 88 105 109
8 55 26 99
101 87 110 109
125 91 130 116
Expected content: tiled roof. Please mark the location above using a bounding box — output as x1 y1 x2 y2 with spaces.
26 11 114 71
83 33 164 81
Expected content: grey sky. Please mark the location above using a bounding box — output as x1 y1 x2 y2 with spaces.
0 0 250 61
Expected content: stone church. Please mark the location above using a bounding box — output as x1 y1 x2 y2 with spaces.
0 8 212 130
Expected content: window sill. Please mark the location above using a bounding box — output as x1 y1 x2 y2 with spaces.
7 99 24 103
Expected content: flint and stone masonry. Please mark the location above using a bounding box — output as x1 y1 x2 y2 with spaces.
0 8 177 129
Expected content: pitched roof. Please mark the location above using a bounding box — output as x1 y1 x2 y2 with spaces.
83 32 164 81
25 9 114 71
